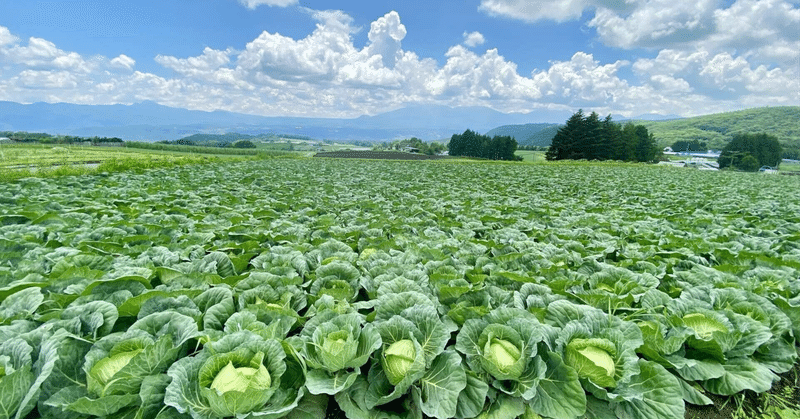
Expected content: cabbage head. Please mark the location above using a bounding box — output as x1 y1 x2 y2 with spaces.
301 311 381 395
165 330 306 419
382 339 417 385
564 338 617 388
45 312 199 418
199 350 275 416
455 307 548 399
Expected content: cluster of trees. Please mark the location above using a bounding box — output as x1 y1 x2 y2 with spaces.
545 111 659 162
378 137 446 155
0 131 122 144
448 130 521 161
719 133 782 171
670 140 708 152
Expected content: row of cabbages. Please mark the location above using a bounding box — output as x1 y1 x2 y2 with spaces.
1 245 797 419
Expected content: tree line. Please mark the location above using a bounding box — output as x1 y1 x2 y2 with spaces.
0 131 122 144
719 133 782 171
448 130 522 161
545 111 659 162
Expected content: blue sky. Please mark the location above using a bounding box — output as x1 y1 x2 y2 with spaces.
0 0 798 119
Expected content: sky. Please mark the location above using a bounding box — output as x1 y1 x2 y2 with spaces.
0 0 798 119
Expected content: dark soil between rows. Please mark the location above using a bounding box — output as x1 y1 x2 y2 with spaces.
314 151 448 160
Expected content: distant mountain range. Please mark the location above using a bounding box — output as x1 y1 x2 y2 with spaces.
5 100 790 149
0 101 576 142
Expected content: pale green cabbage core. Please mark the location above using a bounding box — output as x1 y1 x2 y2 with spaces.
92 349 142 386
322 331 349 356
384 339 416 385
320 329 356 371
565 338 618 388
577 346 615 378
683 313 728 340
210 360 271 393
488 338 521 372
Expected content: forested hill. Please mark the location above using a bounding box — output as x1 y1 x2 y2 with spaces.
484 123 560 147
485 107 799 153
640 106 800 151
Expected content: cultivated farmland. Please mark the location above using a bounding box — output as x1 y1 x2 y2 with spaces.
1 158 798 419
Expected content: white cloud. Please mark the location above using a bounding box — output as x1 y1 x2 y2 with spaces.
236 10 357 81
365 11 407 68
632 49 800 103
0 9 796 119
427 46 540 103
110 54 136 70
589 0 719 49
0 26 18 46
156 47 233 75
709 0 800 66
238 0 298 9
530 52 630 104
478 0 597 23
463 31 486 47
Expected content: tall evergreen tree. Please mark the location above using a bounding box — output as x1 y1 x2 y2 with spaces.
546 110 584 160
547 111 659 162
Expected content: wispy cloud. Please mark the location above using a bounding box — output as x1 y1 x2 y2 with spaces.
238 0 298 10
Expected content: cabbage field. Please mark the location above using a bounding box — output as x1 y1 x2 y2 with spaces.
1 158 798 419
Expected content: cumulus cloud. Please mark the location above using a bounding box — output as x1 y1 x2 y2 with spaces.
156 47 233 75
0 9 796 119
238 0 298 9
589 0 719 49
1 37 93 72
110 54 136 70
530 52 630 104
632 48 800 103
0 26 18 46
463 31 486 47
479 0 799 67
236 10 357 81
708 0 800 66
427 46 539 102
365 11 407 68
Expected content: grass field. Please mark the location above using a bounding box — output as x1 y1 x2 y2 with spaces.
514 149 546 162
0 142 297 181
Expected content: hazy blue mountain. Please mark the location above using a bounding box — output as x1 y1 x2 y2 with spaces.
0 101 572 142
485 123 561 146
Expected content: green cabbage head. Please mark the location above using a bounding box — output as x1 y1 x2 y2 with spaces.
478 325 526 380
87 346 143 396
382 339 416 385
301 311 382 395
682 313 728 340
199 349 280 416
166 331 303 419
565 338 618 388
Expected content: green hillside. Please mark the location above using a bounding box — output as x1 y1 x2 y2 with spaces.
177 132 257 146
640 106 800 152
485 123 560 146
